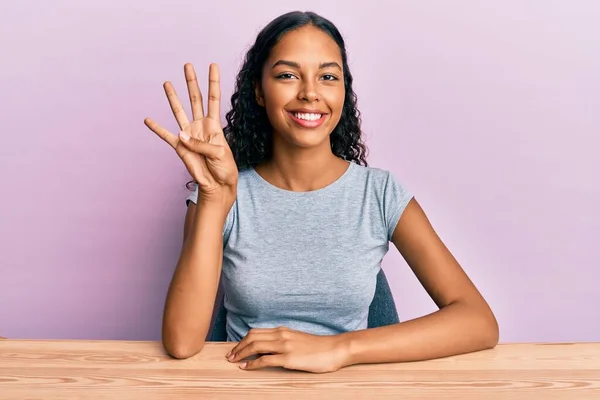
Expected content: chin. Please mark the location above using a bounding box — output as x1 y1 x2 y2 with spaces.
285 129 331 149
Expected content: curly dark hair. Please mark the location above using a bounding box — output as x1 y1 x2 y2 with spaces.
223 11 368 169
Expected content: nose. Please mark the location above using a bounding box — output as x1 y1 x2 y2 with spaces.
298 80 319 102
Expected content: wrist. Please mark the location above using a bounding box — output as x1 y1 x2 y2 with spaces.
334 332 356 368
198 190 236 214
197 200 233 221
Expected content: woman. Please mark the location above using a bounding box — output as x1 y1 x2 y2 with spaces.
144 11 499 373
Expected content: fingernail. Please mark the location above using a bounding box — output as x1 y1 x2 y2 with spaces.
239 362 247 369
180 132 190 141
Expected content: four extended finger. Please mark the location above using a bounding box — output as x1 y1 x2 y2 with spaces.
163 81 190 130
207 63 221 120
184 63 204 121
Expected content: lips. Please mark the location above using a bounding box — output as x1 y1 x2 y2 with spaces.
286 110 328 129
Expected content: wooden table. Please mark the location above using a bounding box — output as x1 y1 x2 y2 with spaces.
1 340 599 399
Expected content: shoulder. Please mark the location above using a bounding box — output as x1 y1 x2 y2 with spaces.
350 163 413 239
349 163 410 195
237 167 257 183
234 167 261 195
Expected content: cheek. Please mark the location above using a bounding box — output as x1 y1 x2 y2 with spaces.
264 98 284 123
262 98 288 130
262 79 292 102
326 88 345 116
261 84 288 114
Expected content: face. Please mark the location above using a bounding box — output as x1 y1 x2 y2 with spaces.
256 25 345 150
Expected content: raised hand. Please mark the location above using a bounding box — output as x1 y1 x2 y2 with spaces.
144 63 238 203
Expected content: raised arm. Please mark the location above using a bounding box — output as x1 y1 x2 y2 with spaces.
144 63 238 358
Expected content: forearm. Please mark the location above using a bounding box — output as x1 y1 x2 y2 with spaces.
339 301 499 366
162 201 230 358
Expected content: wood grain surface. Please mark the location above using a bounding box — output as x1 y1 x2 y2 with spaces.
1 340 599 399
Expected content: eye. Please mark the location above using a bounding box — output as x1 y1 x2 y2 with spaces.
320 74 339 81
276 73 297 80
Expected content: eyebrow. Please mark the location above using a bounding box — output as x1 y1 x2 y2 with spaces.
272 60 342 71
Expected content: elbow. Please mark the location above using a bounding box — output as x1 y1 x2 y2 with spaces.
163 340 204 359
487 319 500 349
481 323 499 350
460 300 499 351
162 318 208 359
169 347 202 360
479 307 500 350
162 328 205 359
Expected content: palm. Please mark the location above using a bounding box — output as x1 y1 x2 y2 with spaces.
144 63 238 197
177 118 233 188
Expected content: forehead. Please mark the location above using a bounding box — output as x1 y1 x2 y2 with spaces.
268 25 342 64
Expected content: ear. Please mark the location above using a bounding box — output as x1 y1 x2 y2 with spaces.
254 82 265 107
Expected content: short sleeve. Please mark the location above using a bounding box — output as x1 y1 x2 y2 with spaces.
186 183 199 206
383 171 414 241
185 183 236 246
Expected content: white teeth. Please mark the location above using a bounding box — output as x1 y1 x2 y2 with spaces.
293 112 322 121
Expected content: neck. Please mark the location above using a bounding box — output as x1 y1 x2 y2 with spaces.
257 137 349 192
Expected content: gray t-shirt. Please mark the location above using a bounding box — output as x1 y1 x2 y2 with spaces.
186 161 413 342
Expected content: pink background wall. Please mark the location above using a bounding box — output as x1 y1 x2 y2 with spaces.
1 0 598 342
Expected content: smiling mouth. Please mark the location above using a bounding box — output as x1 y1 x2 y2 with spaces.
286 111 328 128
291 112 323 121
